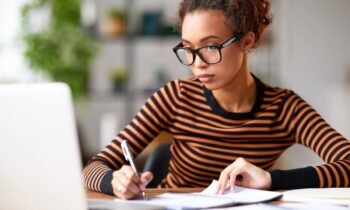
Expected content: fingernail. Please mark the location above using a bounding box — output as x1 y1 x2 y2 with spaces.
230 186 234 193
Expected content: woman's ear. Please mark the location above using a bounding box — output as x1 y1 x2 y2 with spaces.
240 31 255 52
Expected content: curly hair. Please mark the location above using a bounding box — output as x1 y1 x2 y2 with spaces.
178 0 272 46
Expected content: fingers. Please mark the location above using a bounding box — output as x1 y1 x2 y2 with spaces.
216 157 272 194
216 158 247 194
122 165 141 183
229 168 238 192
216 168 230 194
139 171 153 190
111 165 142 199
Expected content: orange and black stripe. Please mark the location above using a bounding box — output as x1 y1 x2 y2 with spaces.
83 76 350 194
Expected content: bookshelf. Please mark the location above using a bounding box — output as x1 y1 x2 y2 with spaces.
78 0 189 161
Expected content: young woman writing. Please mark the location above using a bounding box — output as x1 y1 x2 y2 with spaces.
83 0 350 200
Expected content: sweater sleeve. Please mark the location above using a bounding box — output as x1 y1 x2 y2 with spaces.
82 80 181 194
270 92 350 190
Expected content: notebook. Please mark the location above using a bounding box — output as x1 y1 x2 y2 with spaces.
224 203 350 210
0 83 163 210
116 180 282 209
282 188 350 206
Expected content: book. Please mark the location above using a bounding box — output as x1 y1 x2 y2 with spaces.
115 180 282 210
282 188 350 206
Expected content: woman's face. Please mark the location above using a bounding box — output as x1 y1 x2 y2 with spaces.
181 10 245 90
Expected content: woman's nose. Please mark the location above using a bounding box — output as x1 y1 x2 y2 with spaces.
193 54 208 69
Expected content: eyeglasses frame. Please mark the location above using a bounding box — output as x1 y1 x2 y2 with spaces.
173 32 243 66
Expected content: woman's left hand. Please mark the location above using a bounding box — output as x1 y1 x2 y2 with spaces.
215 157 271 194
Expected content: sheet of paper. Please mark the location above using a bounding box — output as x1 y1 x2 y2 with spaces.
115 180 282 210
202 180 282 203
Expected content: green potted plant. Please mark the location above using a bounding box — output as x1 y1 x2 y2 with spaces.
109 66 129 93
21 0 98 98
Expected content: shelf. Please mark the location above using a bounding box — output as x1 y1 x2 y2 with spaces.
87 91 127 101
97 34 180 43
88 87 157 102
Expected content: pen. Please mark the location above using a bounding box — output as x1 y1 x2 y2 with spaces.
121 140 147 200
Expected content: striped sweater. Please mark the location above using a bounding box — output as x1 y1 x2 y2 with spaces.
83 76 350 194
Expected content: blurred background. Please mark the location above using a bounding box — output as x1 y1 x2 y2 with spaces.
1 0 349 168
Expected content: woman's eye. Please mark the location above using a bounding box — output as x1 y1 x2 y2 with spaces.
205 46 217 51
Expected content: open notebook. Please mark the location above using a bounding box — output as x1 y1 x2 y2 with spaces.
115 180 282 210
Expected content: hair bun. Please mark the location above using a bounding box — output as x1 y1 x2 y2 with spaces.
178 0 273 47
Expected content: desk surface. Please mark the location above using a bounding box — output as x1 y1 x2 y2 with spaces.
86 188 350 209
86 188 284 209
86 188 206 210
86 188 204 200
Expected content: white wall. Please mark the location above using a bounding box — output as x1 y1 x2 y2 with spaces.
272 0 350 169
278 0 350 122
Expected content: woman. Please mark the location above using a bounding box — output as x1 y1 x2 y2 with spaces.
83 0 350 199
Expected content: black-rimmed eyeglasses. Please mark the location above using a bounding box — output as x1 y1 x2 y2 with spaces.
173 33 243 66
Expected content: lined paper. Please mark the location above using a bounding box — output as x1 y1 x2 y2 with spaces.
115 180 282 210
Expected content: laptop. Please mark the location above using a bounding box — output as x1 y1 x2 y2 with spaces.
0 83 163 210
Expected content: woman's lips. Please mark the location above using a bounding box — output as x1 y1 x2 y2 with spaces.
197 74 214 83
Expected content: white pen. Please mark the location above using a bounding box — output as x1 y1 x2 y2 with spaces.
121 140 148 200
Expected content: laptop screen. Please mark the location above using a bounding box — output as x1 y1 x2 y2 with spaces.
0 83 87 210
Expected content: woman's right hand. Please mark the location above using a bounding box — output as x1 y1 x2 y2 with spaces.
111 165 153 199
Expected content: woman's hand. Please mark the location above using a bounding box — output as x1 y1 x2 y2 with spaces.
215 157 271 194
111 165 153 199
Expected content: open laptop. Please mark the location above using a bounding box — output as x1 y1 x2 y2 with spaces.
0 83 163 210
